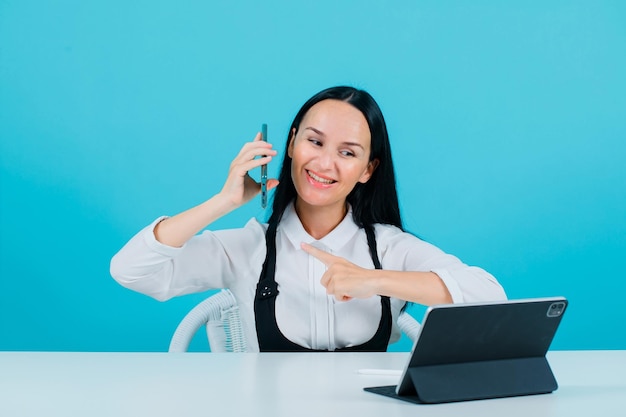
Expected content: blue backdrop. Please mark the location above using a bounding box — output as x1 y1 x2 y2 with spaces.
1 0 624 352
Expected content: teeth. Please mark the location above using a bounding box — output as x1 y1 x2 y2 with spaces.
308 171 334 184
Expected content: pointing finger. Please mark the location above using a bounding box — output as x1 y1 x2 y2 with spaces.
300 243 338 266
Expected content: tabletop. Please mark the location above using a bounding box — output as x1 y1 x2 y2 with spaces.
0 350 624 417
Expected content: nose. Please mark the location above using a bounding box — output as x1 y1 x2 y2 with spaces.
317 148 335 170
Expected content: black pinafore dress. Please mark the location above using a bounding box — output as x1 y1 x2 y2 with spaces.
254 221 392 352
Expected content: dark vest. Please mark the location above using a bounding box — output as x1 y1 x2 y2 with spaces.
254 220 392 352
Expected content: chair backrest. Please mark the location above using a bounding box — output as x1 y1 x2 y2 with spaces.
168 289 421 352
169 289 247 353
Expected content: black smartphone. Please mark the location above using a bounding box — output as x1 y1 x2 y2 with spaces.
261 123 268 208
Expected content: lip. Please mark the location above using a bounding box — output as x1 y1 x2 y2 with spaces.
306 170 336 188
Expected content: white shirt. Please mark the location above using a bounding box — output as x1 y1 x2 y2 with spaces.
110 204 506 352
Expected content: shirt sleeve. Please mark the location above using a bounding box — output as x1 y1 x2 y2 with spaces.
378 226 507 304
110 217 266 301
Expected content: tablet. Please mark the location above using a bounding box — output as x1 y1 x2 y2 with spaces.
365 296 568 404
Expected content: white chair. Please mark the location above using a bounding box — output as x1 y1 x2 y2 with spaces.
169 289 247 353
168 289 421 352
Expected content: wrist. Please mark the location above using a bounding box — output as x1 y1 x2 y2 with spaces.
368 269 385 297
209 192 239 215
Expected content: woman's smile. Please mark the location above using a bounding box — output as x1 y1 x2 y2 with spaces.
306 170 336 186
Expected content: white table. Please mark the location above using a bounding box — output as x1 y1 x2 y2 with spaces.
0 351 624 416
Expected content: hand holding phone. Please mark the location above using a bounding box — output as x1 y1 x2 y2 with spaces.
261 123 268 208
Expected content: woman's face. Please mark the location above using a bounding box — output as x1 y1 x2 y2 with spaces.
288 99 378 214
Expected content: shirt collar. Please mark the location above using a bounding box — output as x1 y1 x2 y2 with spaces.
280 202 361 253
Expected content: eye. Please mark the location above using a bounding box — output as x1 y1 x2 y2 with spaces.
340 150 355 157
308 138 322 146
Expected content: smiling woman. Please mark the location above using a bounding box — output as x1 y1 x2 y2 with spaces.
110 86 507 353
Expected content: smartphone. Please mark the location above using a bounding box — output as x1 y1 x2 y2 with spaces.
261 123 268 208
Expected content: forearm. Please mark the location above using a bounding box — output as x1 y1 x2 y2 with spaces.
371 270 453 306
154 193 237 247
370 267 507 305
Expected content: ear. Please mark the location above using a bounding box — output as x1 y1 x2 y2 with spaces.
287 128 296 158
358 158 379 184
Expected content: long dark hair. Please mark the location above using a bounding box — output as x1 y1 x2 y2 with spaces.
268 86 403 231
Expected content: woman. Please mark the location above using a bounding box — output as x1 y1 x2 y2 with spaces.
110 86 506 352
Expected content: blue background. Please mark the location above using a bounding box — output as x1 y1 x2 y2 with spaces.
1 0 624 352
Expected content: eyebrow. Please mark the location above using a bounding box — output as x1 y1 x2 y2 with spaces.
304 127 365 150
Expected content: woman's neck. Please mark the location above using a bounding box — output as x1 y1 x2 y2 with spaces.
294 199 348 240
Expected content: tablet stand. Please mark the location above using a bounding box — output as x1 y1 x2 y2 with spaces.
408 356 558 403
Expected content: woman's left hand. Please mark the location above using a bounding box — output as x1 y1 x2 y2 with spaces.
301 243 378 301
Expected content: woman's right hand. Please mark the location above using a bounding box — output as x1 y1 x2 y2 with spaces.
219 132 279 208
